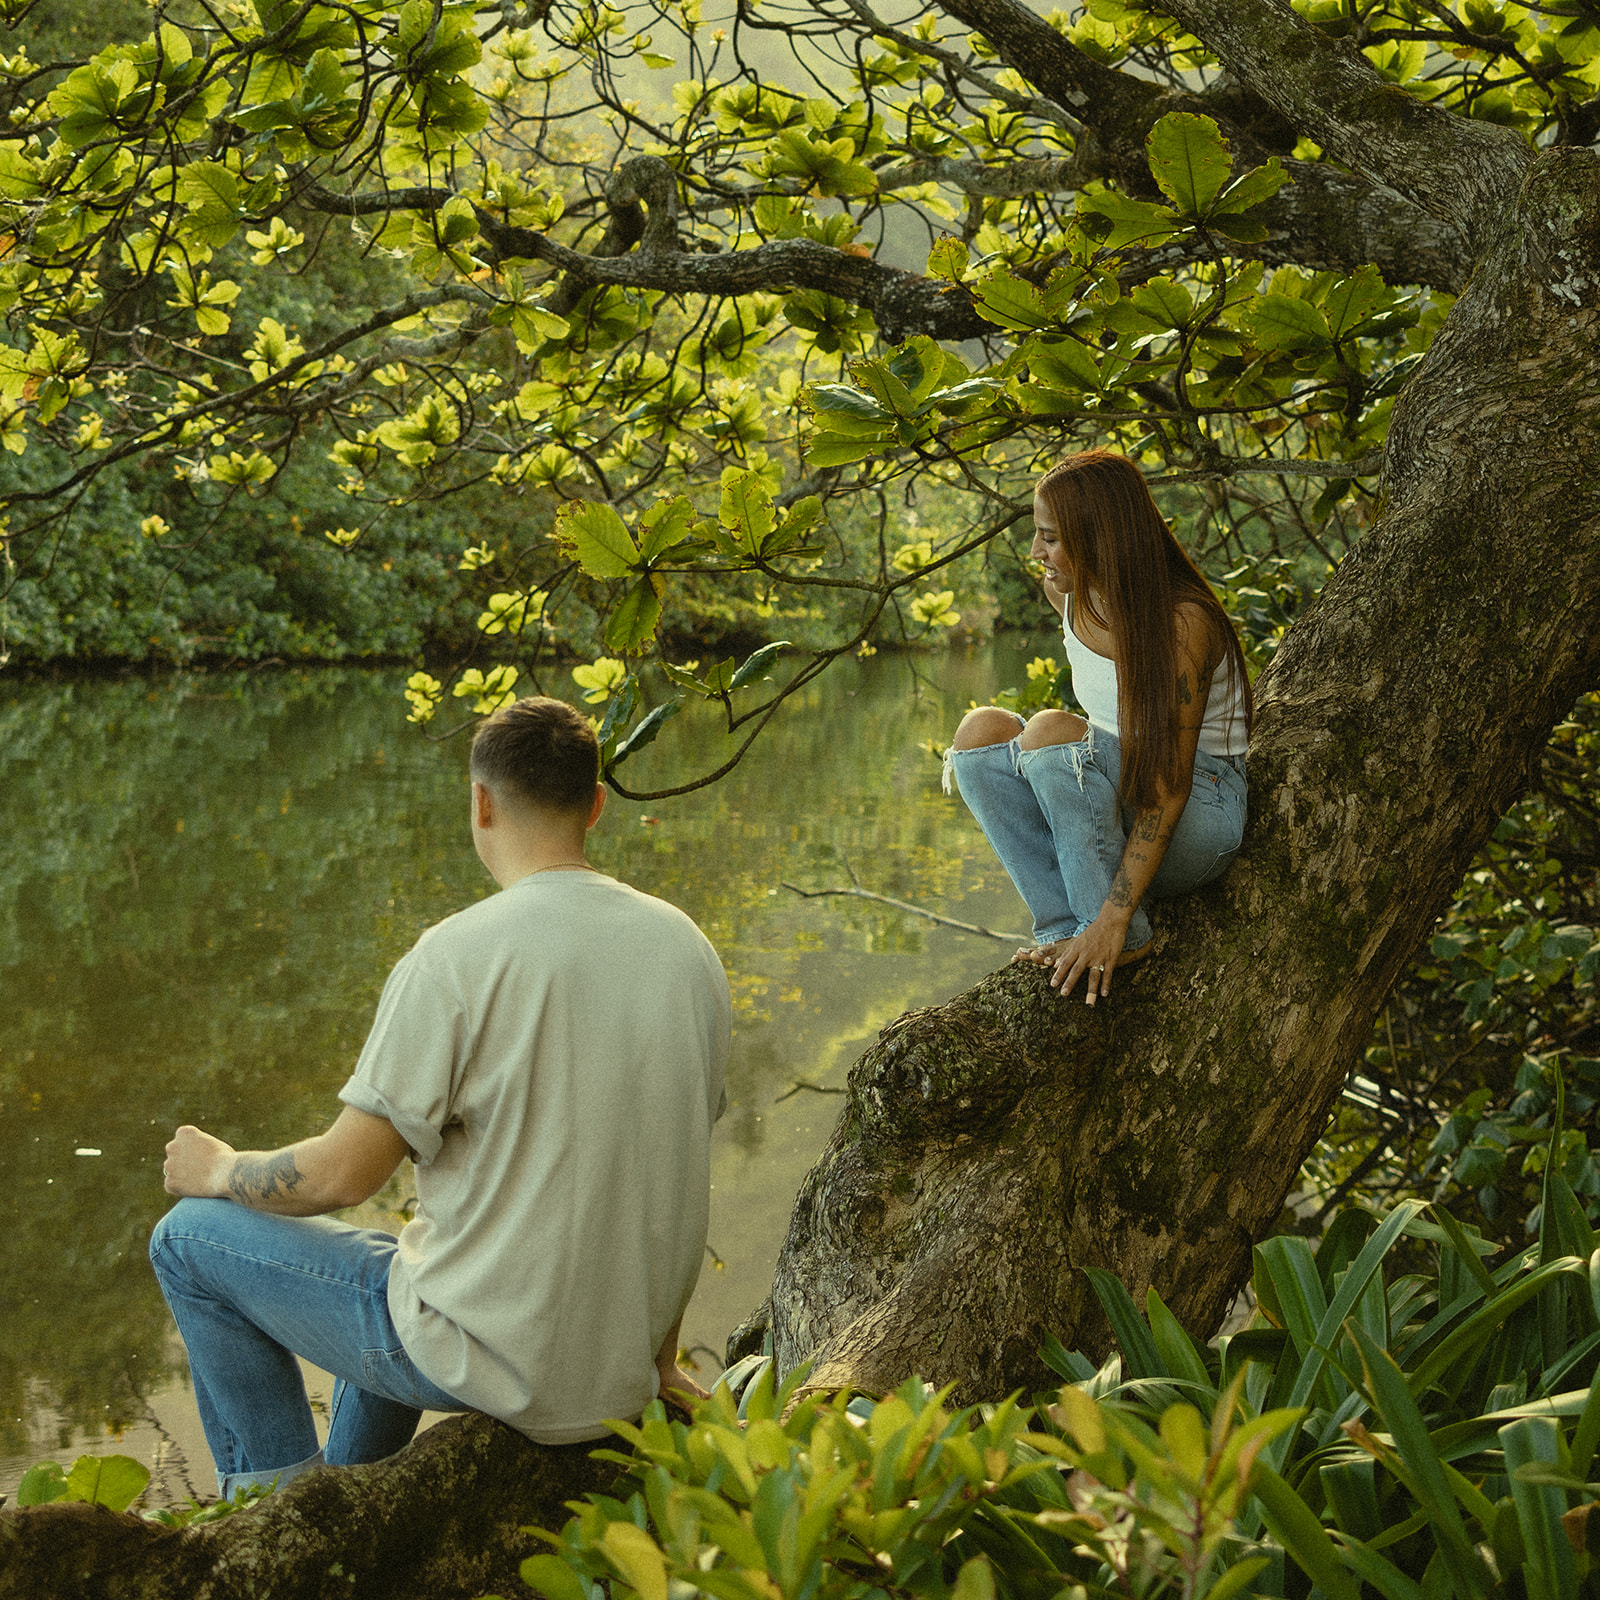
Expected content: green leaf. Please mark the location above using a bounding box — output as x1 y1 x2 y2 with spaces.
62 1454 149 1511
1250 1461 1363 1600
1207 1556 1270 1600
1084 1266 1166 1380
1146 112 1234 216
1212 157 1290 217
16 1461 68 1506
1077 185 1183 252
1040 1330 1098 1383
602 1520 668 1600
950 1555 994 1600
971 267 1052 331
1253 1235 1328 1367
882 336 950 407
1348 1321 1497 1598
524 306 571 341
610 698 683 767
1503 1418 1579 1600
805 433 886 467
765 495 823 557
719 470 776 554
0 143 44 200
1408 1257 1584 1396
1129 277 1196 331
604 576 664 653
559 501 640 578
1321 264 1388 340
1429 1204 1499 1302
930 376 1001 414
1246 293 1332 351
243 52 300 108
1027 337 1103 394
520 1554 591 1600
802 383 894 437
175 161 240 216
637 496 696 563
1283 1201 1426 1422
1145 1288 1212 1389
1321 1458 1381 1542
595 674 640 750
1568 1343 1600 1480
727 641 789 693
852 356 920 418
927 236 968 283
1329 1532 1429 1600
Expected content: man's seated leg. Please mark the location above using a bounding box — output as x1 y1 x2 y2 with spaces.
149 1198 467 1498
324 1345 466 1468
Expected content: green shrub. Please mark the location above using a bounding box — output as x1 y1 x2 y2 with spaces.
523 1172 1600 1600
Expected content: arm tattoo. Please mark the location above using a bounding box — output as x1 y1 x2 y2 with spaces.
228 1150 306 1205
1107 869 1135 910
1177 670 1192 707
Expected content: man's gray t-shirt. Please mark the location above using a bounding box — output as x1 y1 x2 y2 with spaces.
339 868 730 1444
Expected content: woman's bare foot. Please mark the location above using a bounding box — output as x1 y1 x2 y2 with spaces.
1012 941 1063 967
1013 938 1153 967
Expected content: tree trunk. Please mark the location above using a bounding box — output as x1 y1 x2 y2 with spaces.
768 144 1600 1402
0 1414 618 1600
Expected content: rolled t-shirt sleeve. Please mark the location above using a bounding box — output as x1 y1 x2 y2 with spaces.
339 937 467 1167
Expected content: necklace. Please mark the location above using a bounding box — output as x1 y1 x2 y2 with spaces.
527 860 595 875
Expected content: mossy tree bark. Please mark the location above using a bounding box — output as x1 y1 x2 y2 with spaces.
0 1414 619 1600
768 7 1600 1398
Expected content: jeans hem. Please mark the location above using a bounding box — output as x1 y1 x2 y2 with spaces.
219 1447 325 1502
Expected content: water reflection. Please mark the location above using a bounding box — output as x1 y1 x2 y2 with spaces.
0 645 1035 1499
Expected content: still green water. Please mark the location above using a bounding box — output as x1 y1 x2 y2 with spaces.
0 645 1038 1501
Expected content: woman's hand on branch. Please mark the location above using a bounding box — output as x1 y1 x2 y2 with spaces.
1015 909 1133 1005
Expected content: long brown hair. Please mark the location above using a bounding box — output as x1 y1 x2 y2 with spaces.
1036 450 1252 812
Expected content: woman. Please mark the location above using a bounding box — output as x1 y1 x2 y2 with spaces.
945 450 1251 1006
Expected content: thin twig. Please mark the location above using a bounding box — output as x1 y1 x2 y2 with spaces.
779 869 1028 944
775 1079 846 1103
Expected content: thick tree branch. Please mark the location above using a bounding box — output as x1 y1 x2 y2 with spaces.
875 154 1083 197
930 0 1475 288
1148 0 1532 244
480 208 995 343
0 1415 620 1600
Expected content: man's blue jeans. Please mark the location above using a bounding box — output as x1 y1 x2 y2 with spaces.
149 1198 468 1499
947 719 1247 949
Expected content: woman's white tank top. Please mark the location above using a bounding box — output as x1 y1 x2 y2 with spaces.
1062 595 1249 757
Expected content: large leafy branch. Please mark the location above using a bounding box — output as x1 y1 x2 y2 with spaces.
0 0 1587 784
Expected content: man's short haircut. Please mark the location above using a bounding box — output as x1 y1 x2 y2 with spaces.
470 696 599 813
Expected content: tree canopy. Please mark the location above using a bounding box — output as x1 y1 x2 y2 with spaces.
0 0 1579 784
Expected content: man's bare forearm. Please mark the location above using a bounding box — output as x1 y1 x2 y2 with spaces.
164 1108 407 1213
227 1147 315 1211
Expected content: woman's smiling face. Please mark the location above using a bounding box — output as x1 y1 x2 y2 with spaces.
1030 492 1071 587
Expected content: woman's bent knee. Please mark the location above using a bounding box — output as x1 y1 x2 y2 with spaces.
952 706 1025 750
1018 709 1088 750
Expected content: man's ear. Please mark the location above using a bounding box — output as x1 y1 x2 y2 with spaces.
586 782 607 830
473 780 495 830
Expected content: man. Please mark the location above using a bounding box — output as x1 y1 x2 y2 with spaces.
151 695 731 1500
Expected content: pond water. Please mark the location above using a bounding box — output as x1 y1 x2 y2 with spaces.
0 642 1044 1504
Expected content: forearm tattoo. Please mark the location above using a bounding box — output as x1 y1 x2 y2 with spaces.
228 1150 306 1205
